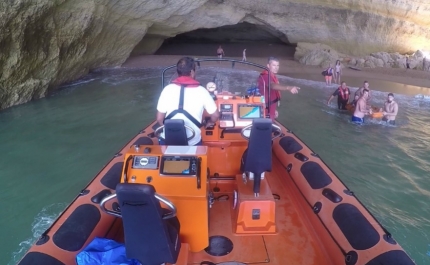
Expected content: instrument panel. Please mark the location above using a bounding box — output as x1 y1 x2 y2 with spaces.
216 93 265 129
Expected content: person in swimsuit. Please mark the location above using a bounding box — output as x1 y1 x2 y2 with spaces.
217 46 225 59
334 60 342 84
324 64 334 85
352 89 371 124
327 81 350 110
242 49 247 61
380 93 398 125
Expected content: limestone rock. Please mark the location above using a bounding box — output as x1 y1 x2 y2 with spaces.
408 58 421 69
2 0 430 108
356 59 365 68
298 49 338 67
370 52 393 66
413 50 425 58
295 43 339 61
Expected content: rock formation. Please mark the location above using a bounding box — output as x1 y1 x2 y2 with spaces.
1 0 430 108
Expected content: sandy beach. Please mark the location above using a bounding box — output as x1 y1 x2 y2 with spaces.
123 43 430 96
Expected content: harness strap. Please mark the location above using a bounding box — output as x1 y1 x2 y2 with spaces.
164 85 202 128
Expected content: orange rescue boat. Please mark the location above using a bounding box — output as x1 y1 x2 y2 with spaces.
17 59 414 265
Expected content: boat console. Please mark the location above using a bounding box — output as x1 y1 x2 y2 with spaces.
202 90 267 142
119 145 209 253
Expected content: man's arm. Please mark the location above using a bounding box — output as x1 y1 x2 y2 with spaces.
271 83 300 94
327 89 338 105
203 90 220 123
392 103 399 116
327 95 334 105
209 109 220 123
156 111 166 126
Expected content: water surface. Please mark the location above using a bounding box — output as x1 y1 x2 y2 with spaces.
2 66 430 265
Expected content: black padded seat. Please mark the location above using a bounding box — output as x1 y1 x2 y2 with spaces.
241 118 273 194
116 183 181 265
164 119 188 146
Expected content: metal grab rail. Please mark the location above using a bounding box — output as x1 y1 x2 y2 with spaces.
241 123 282 141
99 192 177 219
154 124 196 141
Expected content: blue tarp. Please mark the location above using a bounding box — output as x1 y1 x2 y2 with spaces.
76 237 140 265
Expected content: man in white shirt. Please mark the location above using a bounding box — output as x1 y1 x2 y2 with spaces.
156 57 219 145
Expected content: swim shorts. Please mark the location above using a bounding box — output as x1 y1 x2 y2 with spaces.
351 115 364 124
382 116 395 125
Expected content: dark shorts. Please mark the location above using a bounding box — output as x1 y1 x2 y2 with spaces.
338 99 348 110
352 115 364 124
382 117 395 125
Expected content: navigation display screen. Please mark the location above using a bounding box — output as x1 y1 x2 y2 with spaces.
160 156 198 176
238 105 262 119
163 160 190 174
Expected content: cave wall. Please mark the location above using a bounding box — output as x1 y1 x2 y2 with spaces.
1 0 430 108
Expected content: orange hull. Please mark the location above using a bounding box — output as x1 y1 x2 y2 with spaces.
17 59 413 265
17 118 413 265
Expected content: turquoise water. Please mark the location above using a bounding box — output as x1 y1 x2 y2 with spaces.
2 66 430 264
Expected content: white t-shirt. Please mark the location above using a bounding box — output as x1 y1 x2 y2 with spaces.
157 83 217 145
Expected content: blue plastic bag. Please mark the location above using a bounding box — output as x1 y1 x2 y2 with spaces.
76 237 140 265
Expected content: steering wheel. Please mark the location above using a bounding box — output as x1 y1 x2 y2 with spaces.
241 123 282 141
154 124 196 141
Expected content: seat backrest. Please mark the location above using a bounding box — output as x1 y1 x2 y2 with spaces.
116 183 181 265
164 119 188 145
243 118 273 193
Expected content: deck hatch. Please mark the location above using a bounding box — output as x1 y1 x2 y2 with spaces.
279 136 303 154
100 162 123 189
133 136 153 146
53 204 100 251
300 161 332 189
333 203 380 250
365 250 414 265
17 251 65 265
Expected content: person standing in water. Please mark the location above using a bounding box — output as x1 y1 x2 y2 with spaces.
352 89 372 124
257 57 300 120
323 64 334 85
334 60 342 84
242 49 247 61
380 93 398 125
217 46 225 59
327 81 350 110
354 81 372 105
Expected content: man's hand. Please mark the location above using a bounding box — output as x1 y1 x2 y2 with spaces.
289 86 300 94
205 121 215 129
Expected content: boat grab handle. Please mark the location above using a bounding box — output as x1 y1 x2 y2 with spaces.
154 124 195 141
99 192 177 219
241 123 282 141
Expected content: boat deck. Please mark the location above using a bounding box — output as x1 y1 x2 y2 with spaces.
186 156 333 264
108 156 335 264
